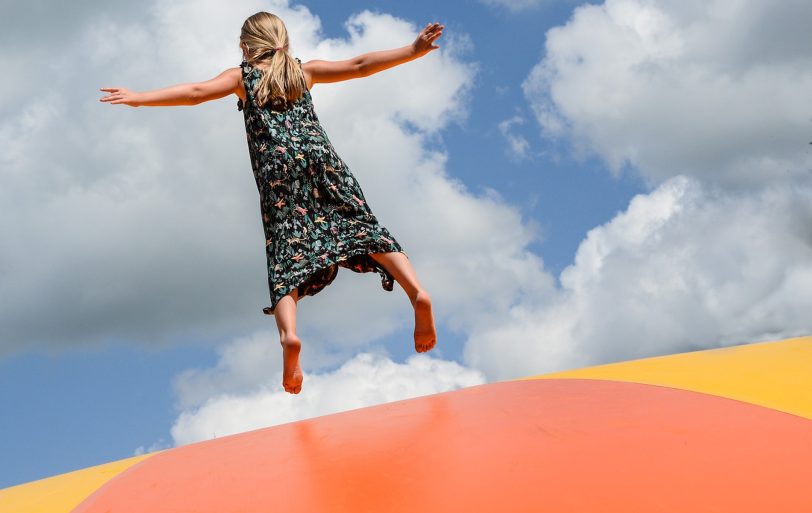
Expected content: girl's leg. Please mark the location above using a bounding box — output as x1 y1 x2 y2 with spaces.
369 251 437 353
274 287 303 394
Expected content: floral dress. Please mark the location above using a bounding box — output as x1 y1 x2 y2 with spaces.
237 57 407 315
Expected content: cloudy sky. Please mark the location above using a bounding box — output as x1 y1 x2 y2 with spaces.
2 0 811 488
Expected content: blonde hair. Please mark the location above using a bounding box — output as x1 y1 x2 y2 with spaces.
240 12 308 109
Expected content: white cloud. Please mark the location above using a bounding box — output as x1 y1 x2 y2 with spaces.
465 176 812 380
448 2 812 381
133 439 171 456
170 345 485 445
456 0 812 380
498 115 532 161
523 0 812 188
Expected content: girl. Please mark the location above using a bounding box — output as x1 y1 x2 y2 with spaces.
100 12 442 394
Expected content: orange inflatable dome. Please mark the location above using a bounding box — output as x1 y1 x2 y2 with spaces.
2 336 811 512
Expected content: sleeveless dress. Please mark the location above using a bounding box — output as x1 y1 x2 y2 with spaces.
237 57 407 315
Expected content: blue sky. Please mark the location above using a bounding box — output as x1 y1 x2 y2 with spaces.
2 0 810 488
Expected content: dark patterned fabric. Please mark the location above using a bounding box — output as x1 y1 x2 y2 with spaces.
238 57 406 315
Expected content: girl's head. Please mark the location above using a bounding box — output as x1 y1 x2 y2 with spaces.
239 12 307 109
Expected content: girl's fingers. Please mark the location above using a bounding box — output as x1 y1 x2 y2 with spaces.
426 26 444 37
422 22 442 34
99 87 131 104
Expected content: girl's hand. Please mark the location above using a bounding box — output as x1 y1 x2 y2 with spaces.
99 87 141 107
412 22 444 57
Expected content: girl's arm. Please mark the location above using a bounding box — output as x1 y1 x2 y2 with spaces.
100 68 242 107
302 21 444 88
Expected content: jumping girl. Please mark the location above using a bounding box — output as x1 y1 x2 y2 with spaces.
99 12 442 394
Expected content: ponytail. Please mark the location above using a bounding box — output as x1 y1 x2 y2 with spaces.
252 49 307 109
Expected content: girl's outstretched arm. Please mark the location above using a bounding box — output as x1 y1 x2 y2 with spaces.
99 68 242 107
303 21 444 88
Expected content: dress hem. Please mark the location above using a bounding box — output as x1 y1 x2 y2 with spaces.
261 241 408 315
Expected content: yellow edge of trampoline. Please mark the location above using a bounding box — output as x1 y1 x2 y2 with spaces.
523 336 812 420
0 453 156 513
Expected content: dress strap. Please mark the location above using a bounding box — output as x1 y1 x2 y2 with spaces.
294 57 310 92
237 60 250 111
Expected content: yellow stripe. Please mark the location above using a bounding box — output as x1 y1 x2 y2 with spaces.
0 453 155 513
523 336 812 420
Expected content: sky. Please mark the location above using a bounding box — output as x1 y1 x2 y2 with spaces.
1 0 811 488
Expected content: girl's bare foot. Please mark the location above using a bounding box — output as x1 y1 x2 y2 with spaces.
280 334 303 394
412 289 436 353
